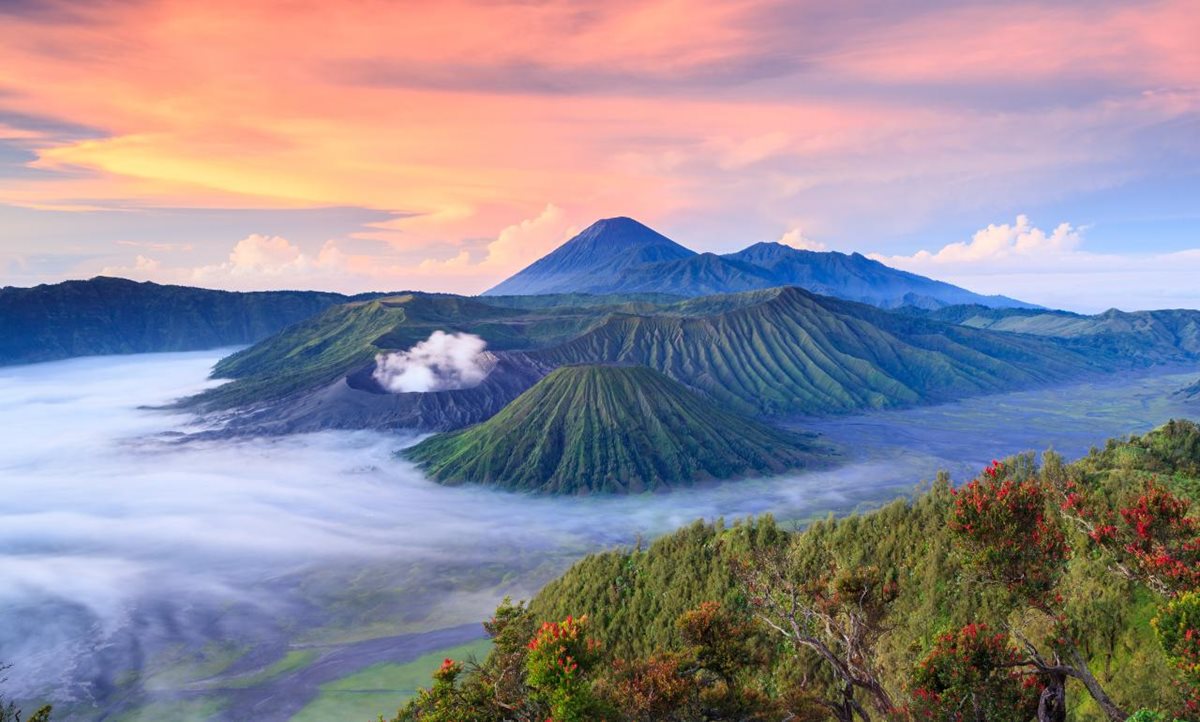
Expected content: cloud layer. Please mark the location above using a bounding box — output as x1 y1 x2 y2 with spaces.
1 346 1195 707
0 0 1196 302
875 215 1200 311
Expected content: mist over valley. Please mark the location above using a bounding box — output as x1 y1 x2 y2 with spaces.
1 349 1196 719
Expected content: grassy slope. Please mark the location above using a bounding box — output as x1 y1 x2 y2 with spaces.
292 639 492 722
537 287 1104 416
916 304 1200 364
527 420 1200 717
189 294 613 409
191 286 1168 419
405 365 820 494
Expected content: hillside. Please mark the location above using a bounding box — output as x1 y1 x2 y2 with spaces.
485 216 1033 309
392 420 1200 721
912 304 1200 364
190 286 1168 436
190 293 614 411
404 365 820 494
535 287 1104 417
191 285 1122 436
588 252 779 296
0 276 356 365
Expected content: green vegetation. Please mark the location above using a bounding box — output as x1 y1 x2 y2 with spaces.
197 298 412 408
0 276 354 366
139 641 249 689
911 304 1200 365
221 649 318 689
391 420 1200 721
536 287 1105 416
189 292 624 410
291 639 491 722
108 699 224 722
191 285 1135 427
405 365 822 494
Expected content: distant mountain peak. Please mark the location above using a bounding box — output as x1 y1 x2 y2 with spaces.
485 216 1036 309
484 216 694 296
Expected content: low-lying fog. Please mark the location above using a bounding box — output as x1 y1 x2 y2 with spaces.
1 351 1196 719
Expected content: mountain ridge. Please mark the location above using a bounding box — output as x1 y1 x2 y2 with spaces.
0 276 372 366
485 217 1034 309
186 286 1128 438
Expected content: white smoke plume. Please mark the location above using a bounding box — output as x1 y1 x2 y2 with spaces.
372 331 494 393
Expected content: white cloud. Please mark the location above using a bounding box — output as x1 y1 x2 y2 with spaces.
873 215 1200 312
778 228 826 251
91 205 578 294
373 331 494 393
100 254 160 276
896 214 1083 265
226 234 305 275
484 204 572 268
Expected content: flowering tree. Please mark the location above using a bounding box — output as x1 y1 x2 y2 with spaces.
1062 479 1200 597
524 615 604 722
950 461 1069 610
949 461 1126 722
908 623 1041 722
1152 591 1200 717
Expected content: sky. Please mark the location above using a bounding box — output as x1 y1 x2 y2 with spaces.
0 0 1197 312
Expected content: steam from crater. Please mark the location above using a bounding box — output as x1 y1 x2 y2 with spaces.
372 331 495 393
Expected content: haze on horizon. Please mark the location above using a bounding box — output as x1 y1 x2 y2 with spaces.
0 0 1197 312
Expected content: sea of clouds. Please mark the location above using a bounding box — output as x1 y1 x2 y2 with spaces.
0 350 1194 716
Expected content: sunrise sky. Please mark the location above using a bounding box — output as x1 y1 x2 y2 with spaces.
1 0 1197 311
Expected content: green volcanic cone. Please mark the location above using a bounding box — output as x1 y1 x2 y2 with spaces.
404 364 822 494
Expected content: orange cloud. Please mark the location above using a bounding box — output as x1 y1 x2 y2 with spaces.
1 0 1197 293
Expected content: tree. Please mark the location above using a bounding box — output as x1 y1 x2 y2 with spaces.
949 460 1126 722
389 658 493 722
1152 591 1200 718
1062 478 1200 597
908 622 1041 722
736 542 898 721
594 653 698 721
524 615 606 722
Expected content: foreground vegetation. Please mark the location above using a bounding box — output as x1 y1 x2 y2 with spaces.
389 420 1200 721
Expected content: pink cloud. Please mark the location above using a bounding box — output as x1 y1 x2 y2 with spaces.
0 0 1196 294
826 0 1199 88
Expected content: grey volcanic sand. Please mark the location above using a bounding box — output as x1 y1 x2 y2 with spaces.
0 351 1196 720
